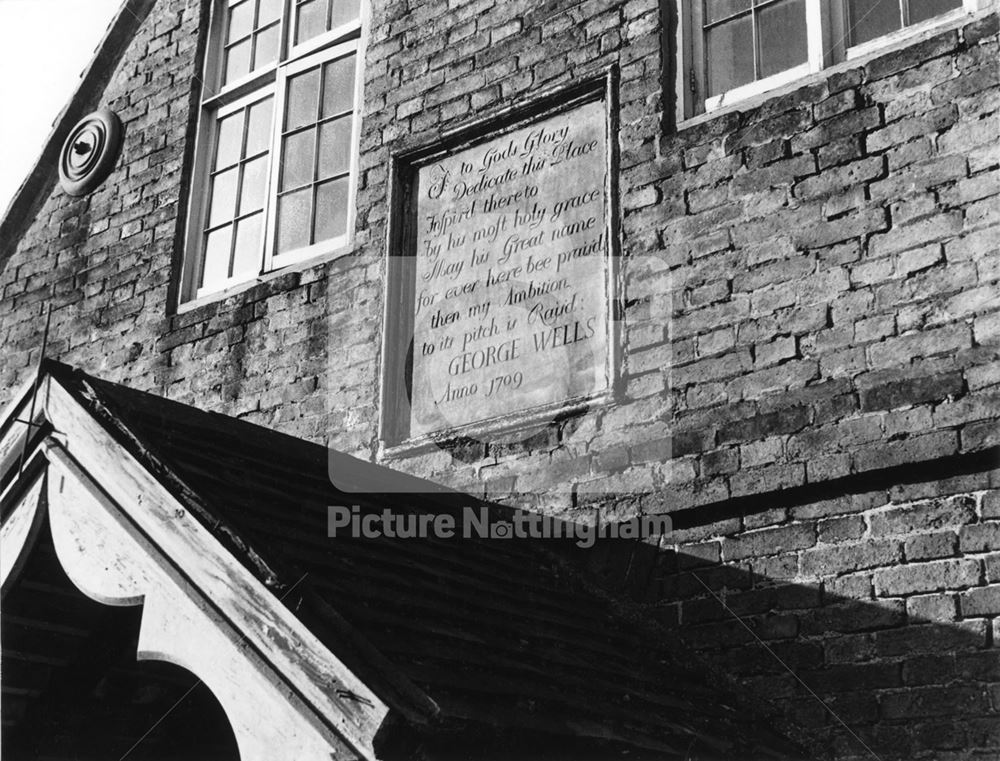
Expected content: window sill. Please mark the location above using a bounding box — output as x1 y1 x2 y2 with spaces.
703 62 815 114
675 2 997 135
174 243 355 315
845 4 985 59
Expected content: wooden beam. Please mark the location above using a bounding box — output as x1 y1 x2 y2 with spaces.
0 372 39 430
0 372 45 489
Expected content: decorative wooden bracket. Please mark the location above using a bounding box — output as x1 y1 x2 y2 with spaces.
1 369 391 761
0 472 46 593
45 445 360 761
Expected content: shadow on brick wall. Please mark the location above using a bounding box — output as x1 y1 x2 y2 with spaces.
562 456 1000 761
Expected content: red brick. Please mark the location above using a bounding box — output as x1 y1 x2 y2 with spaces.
723 522 816 561
880 685 990 719
959 522 1000 553
960 585 1000 617
874 558 981 596
801 541 902 577
904 531 958 561
906 593 957 621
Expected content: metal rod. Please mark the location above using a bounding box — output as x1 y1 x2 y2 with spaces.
18 303 53 477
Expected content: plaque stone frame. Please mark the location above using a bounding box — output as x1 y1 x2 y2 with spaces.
379 70 621 454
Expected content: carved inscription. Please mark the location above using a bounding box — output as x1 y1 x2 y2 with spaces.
409 99 610 438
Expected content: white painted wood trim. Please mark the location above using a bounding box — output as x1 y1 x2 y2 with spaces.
45 447 353 761
263 37 360 273
0 471 46 592
705 62 813 112
0 372 38 429
195 85 279 300
679 0 997 118
805 0 825 71
0 373 44 484
41 378 388 759
845 5 974 59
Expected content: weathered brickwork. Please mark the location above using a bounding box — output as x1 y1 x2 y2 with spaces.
597 473 1000 761
1 1 998 758
1 0 205 395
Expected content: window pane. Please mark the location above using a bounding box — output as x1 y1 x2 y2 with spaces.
909 0 961 24
322 55 356 117
330 0 360 28
847 0 902 45
253 24 280 69
296 0 328 45
209 168 239 226
224 39 252 84
258 0 282 25
202 226 233 288
277 188 312 253
239 156 269 214
245 97 273 157
215 112 245 169
232 214 263 279
281 129 316 190
286 68 321 130
227 0 254 43
758 0 808 79
705 0 751 24
706 15 754 95
318 117 352 179
314 177 349 243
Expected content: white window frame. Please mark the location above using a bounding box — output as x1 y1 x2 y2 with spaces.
180 0 368 307
845 0 986 58
196 86 277 300
677 0 988 120
264 39 362 272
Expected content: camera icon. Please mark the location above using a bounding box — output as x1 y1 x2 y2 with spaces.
490 521 513 539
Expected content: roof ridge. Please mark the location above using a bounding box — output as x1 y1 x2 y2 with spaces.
48 360 288 589
0 0 160 256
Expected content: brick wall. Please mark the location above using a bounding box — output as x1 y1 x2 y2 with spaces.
576 469 1000 759
0 0 205 397
621 13 1000 517
1 1 998 758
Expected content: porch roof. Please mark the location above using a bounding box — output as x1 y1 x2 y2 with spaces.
1 360 800 760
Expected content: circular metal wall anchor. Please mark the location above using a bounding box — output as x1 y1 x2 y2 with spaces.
58 108 123 197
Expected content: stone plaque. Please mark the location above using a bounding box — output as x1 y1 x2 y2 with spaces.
387 96 614 444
